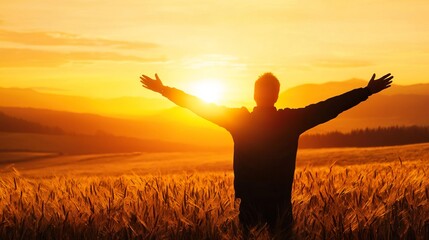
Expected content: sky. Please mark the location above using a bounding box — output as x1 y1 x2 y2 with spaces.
0 0 428 105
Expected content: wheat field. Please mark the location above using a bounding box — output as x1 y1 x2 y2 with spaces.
1 156 428 239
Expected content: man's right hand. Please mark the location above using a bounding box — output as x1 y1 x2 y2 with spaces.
140 73 165 93
366 73 394 95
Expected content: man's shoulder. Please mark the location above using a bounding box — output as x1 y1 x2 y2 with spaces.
224 106 250 117
236 107 251 116
240 106 250 113
277 107 299 113
276 107 305 119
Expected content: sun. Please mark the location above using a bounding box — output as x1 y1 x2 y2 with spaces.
189 79 224 104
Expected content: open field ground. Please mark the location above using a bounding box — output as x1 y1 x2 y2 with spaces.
1 143 429 239
1 142 429 177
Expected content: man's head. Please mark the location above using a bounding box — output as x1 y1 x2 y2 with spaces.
254 72 280 107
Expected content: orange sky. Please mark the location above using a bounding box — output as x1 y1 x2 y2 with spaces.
0 1 428 105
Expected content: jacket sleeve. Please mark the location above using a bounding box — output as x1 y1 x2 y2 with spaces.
290 87 372 133
161 86 246 130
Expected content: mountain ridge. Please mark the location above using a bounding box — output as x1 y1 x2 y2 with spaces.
0 87 173 118
0 111 216 154
1 80 428 117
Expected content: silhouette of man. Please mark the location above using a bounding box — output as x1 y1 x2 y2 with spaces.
140 72 393 235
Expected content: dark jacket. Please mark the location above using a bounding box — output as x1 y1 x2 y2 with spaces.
162 87 371 206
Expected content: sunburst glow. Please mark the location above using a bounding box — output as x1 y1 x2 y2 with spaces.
189 79 224 104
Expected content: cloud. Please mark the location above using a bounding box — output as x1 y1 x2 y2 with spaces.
0 48 165 67
0 29 158 49
312 59 373 68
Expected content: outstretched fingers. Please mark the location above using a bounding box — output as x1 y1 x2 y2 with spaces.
140 74 154 83
367 73 394 94
139 77 148 85
378 73 394 83
379 73 391 79
385 80 393 89
139 73 164 93
377 73 393 82
380 74 394 90
140 75 152 82
382 75 394 84
140 75 152 89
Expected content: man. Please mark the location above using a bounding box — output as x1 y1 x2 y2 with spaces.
140 72 393 235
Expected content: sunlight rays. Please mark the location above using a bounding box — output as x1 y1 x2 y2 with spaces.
189 79 225 104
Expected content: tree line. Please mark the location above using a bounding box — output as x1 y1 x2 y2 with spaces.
300 125 429 148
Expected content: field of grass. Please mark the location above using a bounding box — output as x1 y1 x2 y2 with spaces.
1 143 429 239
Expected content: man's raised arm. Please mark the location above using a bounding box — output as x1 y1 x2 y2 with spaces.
140 73 244 130
293 73 394 133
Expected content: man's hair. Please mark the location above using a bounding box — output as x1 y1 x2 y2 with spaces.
254 72 280 106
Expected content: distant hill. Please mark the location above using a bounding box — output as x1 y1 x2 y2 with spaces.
0 111 215 154
0 87 173 117
0 106 232 148
277 79 429 107
0 112 64 134
277 79 366 108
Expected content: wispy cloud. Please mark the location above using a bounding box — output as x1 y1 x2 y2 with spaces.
0 29 158 49
0 48 165 67
312 59 373 68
